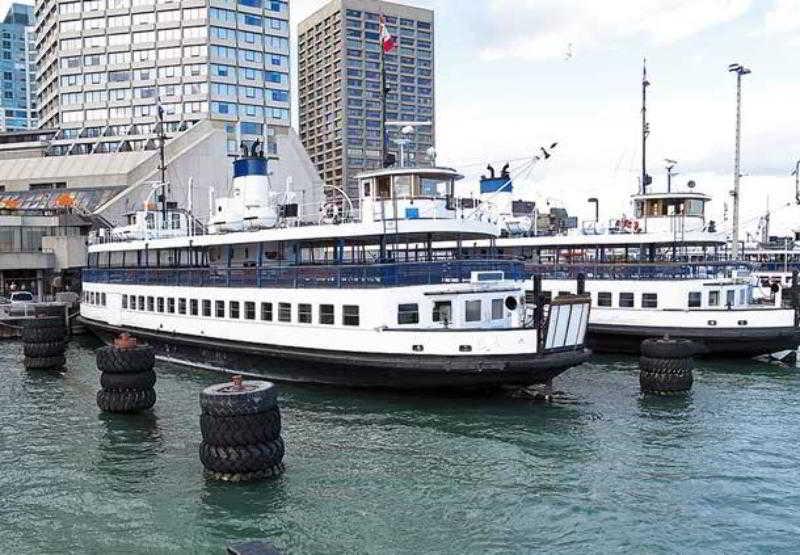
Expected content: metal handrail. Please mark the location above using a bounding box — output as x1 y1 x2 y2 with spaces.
524 261 755 281
82 259 525 289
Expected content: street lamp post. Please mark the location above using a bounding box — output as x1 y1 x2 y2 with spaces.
728 63 751 260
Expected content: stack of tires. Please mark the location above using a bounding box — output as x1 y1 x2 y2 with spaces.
21 317 66 371
200 378 285 483
96 339 157 413
640 337 695 395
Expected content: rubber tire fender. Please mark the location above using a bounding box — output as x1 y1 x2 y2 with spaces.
200 408 282 446
24 355 66 370
96 345 155 374
639 356 693 374
100 370 157 391
24 341 66 358
200 381 278 417
22 317 66 331
96 387 157 413
199 438 285 474
641 338 697 359
640 370 693 393
21 327 66 343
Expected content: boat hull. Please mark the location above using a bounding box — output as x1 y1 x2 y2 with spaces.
80 317 591 389
587 324 800 357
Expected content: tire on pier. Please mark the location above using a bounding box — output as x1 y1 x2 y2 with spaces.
199 439 285 474
639 370 694 394
638 356 693 374
96 387 157 413
24 341 66 358
22 317 66 331
96 345 155 374
100 370 157 391
200 409 282 447
200 381 278 417
24 355 66 370
203 463 286 483
21 327 66 343
641 337 697 359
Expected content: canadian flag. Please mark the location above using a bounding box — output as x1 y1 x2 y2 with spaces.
379 16 396 53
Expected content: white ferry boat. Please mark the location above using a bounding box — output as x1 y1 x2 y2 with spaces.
443 174 800 357
78 153 590 389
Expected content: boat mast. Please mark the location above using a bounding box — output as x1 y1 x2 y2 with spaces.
641 59 651 195
157 99 167 226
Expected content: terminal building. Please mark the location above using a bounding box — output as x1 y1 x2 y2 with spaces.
298 0 435 201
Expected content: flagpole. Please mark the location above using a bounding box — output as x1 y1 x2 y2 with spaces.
380 16 388 168
157 97 167 225
641 58 649 195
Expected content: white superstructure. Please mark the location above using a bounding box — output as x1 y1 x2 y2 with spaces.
80 155 590 388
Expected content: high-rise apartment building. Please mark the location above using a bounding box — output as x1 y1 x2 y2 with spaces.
298 0 434 199
34 0 291 154
0 3 37 131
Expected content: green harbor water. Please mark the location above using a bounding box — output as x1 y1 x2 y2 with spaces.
1 337 799 553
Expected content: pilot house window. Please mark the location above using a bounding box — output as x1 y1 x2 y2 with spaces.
433 301 452 324
597 292 612 307
343 305 360 326
688 292 702 308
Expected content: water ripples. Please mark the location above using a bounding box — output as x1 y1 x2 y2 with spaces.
1 340 800 552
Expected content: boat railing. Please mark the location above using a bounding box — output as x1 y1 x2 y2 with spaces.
524 262 755 281
82 260 526 289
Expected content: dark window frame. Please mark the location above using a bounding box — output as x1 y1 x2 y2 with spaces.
397 303 419 325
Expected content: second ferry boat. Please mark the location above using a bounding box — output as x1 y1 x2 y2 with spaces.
79 150 591 389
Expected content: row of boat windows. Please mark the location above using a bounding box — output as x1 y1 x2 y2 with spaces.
119 294 362 327
588 289 746 309
397 299 506 325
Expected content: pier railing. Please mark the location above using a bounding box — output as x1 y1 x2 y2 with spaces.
82 260 525 289
523 262 754 281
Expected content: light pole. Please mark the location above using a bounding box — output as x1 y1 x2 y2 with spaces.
728 63 751 260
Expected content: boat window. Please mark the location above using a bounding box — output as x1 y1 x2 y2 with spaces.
597 292 612 307
245 302 256 320
261 302 273 321
491 298 504 320
363 182 371 197
432 301 452 324
178 298 186 315
146 213 155 230
377 176 391 198
686 199 704 217
418 177 449 198
215 300 224 318
393 175 412 197
320 304 334 325
147 296 154 311
557 291 571 298
171 213 181 229
465 300 482 322
688 292 702 308
122 295 128 309
279 302 291 322
398 303 419 325
708 291 720 306
343 305 360 326
138 296 145 310
642 293 658 308
229 301 240 319
298 303 312 324
726 290 735 307
739 289 747 305
619 293 634 308
157 297 164 313
190 299 198 316
202 300 211 317
101 293 106 306
167 298 175 313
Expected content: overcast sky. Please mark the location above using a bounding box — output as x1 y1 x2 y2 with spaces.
3 0 799 235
